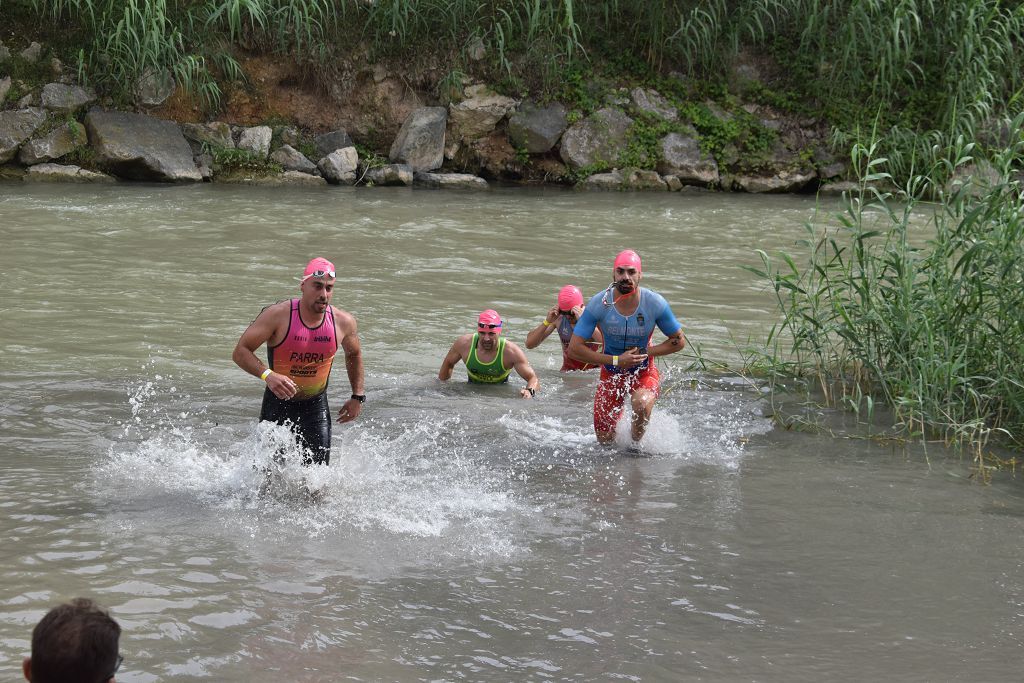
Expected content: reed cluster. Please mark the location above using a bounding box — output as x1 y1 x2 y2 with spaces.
745 114 1024 457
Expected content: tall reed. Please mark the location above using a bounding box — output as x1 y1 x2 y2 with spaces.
746 114 1024 456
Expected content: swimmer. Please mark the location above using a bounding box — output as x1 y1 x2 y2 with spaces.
232 257 365 466
525 284 603 371
439 309 540 398
567 250 686 445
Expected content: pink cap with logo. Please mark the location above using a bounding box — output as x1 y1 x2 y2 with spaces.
477 309 502 332
557 285 583 311
613 249 642 273
301 257 336 282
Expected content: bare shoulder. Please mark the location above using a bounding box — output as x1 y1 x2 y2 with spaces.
331 306 358 332
503 340 528 362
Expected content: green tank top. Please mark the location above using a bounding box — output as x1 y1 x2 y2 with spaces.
466 333 511 383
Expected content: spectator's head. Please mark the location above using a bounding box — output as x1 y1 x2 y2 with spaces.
23 598 121 683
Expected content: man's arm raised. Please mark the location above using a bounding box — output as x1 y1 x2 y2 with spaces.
232 303 298 400
335 308 364 423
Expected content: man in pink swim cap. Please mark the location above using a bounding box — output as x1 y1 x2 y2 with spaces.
233 257 365 466
439 309 540 398
525 285 604 371
568 249 686 447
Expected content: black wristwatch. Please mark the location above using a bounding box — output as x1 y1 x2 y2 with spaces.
527 387 536 397
351 394 366 403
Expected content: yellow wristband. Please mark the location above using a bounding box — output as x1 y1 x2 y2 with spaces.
260 368 272 381
612 355 619 367
542 319 552 327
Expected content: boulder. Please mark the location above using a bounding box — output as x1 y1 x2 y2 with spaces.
84 109 201 182
318 147 358 184
390 107 447 172
363 163 413 186
664 175 683 191
270 144 317 174
277 126 300 147
40 83 96 113
449 84 517 142
0 108 47 164
631 88 677 121
20 42 42 63
621 168 668 190
135 68 175 107
507 102 568 154
0 76 10 103
181 122 233 150
413 172 488 189
580 168 624 190
559 108 633 169
657 132 719 186
18 121 87 164
314 129 353 158
812 146 847 180
17 94 34 108
237 125 272 158
24 163 115 183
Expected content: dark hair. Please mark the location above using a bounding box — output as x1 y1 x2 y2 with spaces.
31 598 121 683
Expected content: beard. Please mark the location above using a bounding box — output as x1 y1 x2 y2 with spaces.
616 279 635 294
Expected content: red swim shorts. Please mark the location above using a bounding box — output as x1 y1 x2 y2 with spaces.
593 364 661 434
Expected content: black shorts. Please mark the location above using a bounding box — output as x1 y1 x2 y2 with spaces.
259 389 332 465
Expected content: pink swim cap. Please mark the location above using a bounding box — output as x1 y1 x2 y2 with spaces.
477 309 502 332
557 285 583 311
613 249 642 272
302 257 336 282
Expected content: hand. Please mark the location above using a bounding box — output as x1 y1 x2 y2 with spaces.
570 304 584 318
337 398 362 423
618 347 649 369
266 372 298 399
520 388 535 399
546 306 561 324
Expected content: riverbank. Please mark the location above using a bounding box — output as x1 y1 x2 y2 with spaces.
0 46 849 192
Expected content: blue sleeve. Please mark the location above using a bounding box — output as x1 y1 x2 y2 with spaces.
655 294 682 336
573 299 601 340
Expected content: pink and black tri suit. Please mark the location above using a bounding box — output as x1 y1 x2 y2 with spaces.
259 299 338 465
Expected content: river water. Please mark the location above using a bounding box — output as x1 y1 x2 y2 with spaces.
1 184 1022 681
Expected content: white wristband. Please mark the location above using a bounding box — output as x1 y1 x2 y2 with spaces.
260 368 272 381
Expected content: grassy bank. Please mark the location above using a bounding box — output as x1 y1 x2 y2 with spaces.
2 0 1022 187
744 114 1024 467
